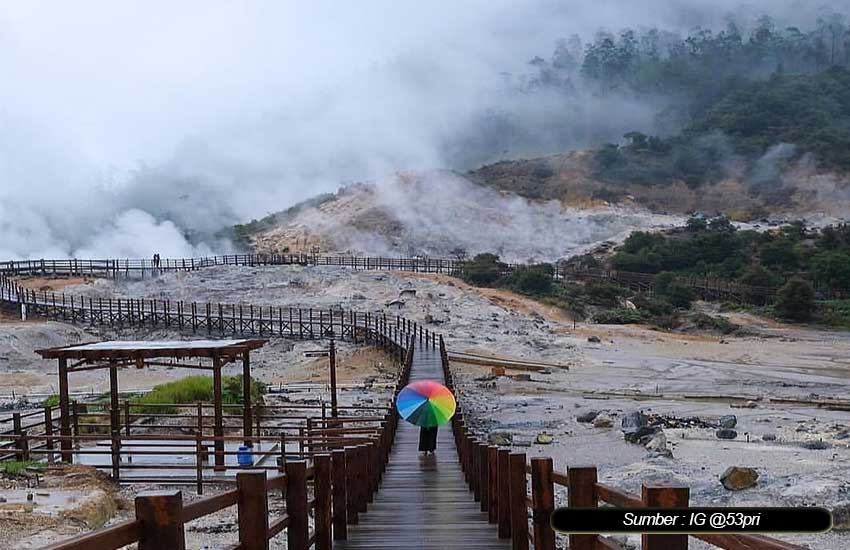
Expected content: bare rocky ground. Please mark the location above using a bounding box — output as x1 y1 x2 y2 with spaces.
1 264 849 548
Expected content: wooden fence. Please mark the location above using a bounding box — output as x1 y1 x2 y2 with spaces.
5 253 836 306
37 334 415 550
440 340 805 550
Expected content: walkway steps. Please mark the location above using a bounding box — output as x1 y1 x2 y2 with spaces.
336 344 509 549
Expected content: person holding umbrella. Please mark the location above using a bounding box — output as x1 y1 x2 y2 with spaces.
396 380 456 456
419 425 438 454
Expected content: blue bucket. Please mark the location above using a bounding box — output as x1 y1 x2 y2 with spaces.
237 445 254 467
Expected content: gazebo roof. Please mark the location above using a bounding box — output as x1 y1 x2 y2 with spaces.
36 339 266 360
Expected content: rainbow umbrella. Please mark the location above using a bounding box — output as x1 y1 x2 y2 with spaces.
396 380 456 428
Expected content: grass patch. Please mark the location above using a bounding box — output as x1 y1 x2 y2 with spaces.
132 375 266 414
2 460 42 476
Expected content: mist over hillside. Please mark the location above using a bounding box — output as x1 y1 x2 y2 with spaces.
2 1 850 259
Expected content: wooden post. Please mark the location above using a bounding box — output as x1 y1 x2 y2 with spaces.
471 439 480 501
567 466 598 550
479 442 490 512
329 338 338 418
497 449 511 539
642 484 690 550
109 361 120 481
44 406 54 463
237 470 269 550
344 446 359 525
286 460 309 550
243 351 253 447
12 413 23 461
314 453 333 550
135 491 185 550
213 355 225 470
195 433 204 495
530 458 555 550
488 446 498 524
124 400 131 435
332 449 348 540
58 358 72 462
509 453 529 550
357 445 369 510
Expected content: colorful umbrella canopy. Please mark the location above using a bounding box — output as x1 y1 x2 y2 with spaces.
396 380 456 428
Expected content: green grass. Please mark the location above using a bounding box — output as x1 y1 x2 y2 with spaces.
813 299 850 329
2 460 42 476
132 375 265 414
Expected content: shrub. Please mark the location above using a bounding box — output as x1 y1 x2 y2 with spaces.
133 375 265 414
503 264 553 295
459 253 505 286
653 272 695 309
42 395 60 408
774 277 816 321
593 308 650 324
584 283 627 307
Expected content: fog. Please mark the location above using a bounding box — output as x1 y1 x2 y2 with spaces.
1 0 848 259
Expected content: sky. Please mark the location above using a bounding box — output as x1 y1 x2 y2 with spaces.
0 0 847 258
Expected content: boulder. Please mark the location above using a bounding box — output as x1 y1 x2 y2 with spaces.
720 467 759 491
576 410 599 423
762 434 777 441
644 431 672 458
719 415 737 429
593 416 613 428
623 411 655 443
587 336 601 343
536 433 554 445
488 432 513 446
716 429 738 440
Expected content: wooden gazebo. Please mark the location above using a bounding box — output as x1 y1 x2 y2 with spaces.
36 339 266 469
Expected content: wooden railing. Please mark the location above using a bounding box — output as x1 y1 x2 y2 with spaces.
440 340 805 550
6 253 845 306
37 327 416 550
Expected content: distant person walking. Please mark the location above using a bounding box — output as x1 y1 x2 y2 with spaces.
419 425 438 454
152 253 161 268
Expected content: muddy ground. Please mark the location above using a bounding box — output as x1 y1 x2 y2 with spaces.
1 265 848 548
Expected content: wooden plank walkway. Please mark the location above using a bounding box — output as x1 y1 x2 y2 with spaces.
336 343 509 549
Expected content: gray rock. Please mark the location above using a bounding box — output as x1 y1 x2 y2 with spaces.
587 336 601 343
626 426 659 444
762 434 777 441
488 432 513 446
719 415 737 429
835 431 850 440
645 431 673 458
720 467 759 490
716 429 738 440
576 410 599 423
593 416 613 428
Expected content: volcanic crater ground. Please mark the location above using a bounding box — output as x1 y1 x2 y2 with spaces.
2 264 850 548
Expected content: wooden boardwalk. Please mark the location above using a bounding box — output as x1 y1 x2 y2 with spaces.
336 344 509 549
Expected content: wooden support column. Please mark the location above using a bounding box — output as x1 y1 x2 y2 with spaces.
479 442 489 512
44 406 54 463
109 360 120 480
213 354 225 470
530 457 555 550
344 446 359 525
329 338 338 417
135 490 185 550
237 470 269 550
314 453 333 550
497 449 511 539
286 460 309 550
243 351 253 447
58 357 72 463
509 452 529 550
332 449 348 540
488 446 498 524
642 483 690 550
567 466 598 550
